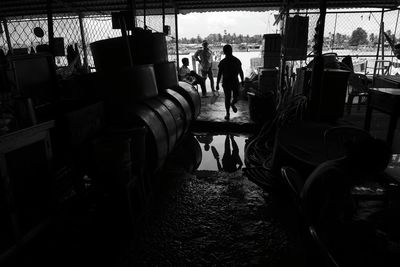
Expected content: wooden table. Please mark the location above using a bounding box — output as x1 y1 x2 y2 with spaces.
364 88 400 147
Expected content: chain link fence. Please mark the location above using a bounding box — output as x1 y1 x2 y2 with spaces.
1 8 398 71
289 9 399 62
1 11 177 70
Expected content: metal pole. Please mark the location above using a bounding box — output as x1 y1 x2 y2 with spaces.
127 0 136 32
375 8 384 62
119 15 133 67
47 0 54 55
279 6 288 92
143 0 146 29
175 7 179 69
2 19 13 54
78 13 89 71
162 0 165 29
381 22 385 61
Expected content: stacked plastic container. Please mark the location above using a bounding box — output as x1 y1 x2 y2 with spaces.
90 30 200 172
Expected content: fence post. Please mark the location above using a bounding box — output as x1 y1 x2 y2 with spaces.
47 0 54 55
375 9 384 63
2 19 13 54
78 13 89 71
128 0 136 31
162 0 165 28
175 7 179 69
279 6 289 93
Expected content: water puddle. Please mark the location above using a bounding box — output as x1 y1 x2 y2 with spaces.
194 133 249 171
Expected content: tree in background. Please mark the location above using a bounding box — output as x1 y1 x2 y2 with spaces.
369 33 378 45
335 33 348 45
349 27 368 46
179 33 263 45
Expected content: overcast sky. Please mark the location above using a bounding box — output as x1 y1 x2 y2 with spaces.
178 10 400 39
178 11 279 38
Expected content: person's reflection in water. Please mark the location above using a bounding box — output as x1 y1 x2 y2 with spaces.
196 134 214 151
211 134 243 172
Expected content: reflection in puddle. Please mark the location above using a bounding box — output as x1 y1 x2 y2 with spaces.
195 134 248 171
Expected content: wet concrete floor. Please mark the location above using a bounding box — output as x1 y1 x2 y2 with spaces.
197 92 251 124
126 133 303 266
13 132 400 267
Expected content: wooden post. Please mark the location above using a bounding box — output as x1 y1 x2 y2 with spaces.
175 7 179 69
2 19 13 54
78 13 89 71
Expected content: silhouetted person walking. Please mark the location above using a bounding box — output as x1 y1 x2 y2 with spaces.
216 44 244 120
211 134 242 172
194 40 216 96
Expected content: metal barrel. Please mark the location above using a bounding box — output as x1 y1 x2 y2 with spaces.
155 95 185 143
97 65 158 110
91 136 132 187
169 134 202 173
153 61 178 92
143 98 177 153
164 89 192 135
123 103 169 171
90 32 168 72
171 81 201 119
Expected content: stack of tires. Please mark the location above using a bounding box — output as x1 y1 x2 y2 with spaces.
90 30 200 173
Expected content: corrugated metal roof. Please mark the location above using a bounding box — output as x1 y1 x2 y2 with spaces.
0 0 399 17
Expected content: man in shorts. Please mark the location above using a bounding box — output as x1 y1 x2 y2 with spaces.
194 40 216 96
216 44 244 120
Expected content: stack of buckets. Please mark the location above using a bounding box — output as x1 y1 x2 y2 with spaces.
90 30 201 174
248 34 279 123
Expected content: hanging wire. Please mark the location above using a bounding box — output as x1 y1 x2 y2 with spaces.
369 12 381 26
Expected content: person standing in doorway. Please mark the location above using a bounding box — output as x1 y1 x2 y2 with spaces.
194 40 216 96
216 44 244 120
